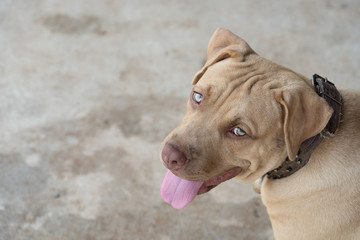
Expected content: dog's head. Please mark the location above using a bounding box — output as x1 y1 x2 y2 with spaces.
161 28 333 209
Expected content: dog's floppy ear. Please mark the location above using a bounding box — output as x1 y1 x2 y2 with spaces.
192 28 254 84
276 85 333 160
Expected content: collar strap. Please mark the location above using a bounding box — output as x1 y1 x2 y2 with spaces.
266 74 342 180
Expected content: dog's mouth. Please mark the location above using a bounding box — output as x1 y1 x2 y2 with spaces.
197 167 242 194
161 167 242 209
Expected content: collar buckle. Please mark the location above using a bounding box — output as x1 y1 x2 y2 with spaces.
312 74 342 135
312 74 342 107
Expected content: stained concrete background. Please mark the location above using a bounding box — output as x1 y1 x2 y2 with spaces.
0 0 359 239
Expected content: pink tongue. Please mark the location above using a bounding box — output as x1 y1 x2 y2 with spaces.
161 170 203 209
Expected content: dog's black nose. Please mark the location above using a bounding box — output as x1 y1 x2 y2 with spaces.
161 143 189 171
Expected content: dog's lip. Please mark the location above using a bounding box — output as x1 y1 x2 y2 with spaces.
197 167 242 195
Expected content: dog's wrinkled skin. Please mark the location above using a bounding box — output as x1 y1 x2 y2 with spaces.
162 28 360 239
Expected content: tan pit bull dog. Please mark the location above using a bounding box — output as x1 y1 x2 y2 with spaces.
160 28 360 240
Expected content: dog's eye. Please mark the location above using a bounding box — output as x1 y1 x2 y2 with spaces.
193 92 203 104
233 127 246 137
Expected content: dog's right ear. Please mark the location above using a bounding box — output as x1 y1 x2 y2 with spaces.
193 28 254 84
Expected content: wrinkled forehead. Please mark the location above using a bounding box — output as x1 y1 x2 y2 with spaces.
195 61 246 96
193 60 281 129
194 59 265 104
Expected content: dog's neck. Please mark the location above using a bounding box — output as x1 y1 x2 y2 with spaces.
266 74 343 180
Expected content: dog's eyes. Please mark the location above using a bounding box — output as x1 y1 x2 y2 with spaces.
233 127 246 137
192 92 203 104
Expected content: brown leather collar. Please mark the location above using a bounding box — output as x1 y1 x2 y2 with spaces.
266 74 343 180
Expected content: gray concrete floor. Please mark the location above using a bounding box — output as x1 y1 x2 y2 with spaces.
0 0 359 239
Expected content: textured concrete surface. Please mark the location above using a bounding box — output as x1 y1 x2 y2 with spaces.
0 0 359 239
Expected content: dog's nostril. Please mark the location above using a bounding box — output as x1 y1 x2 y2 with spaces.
162 143 189 170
